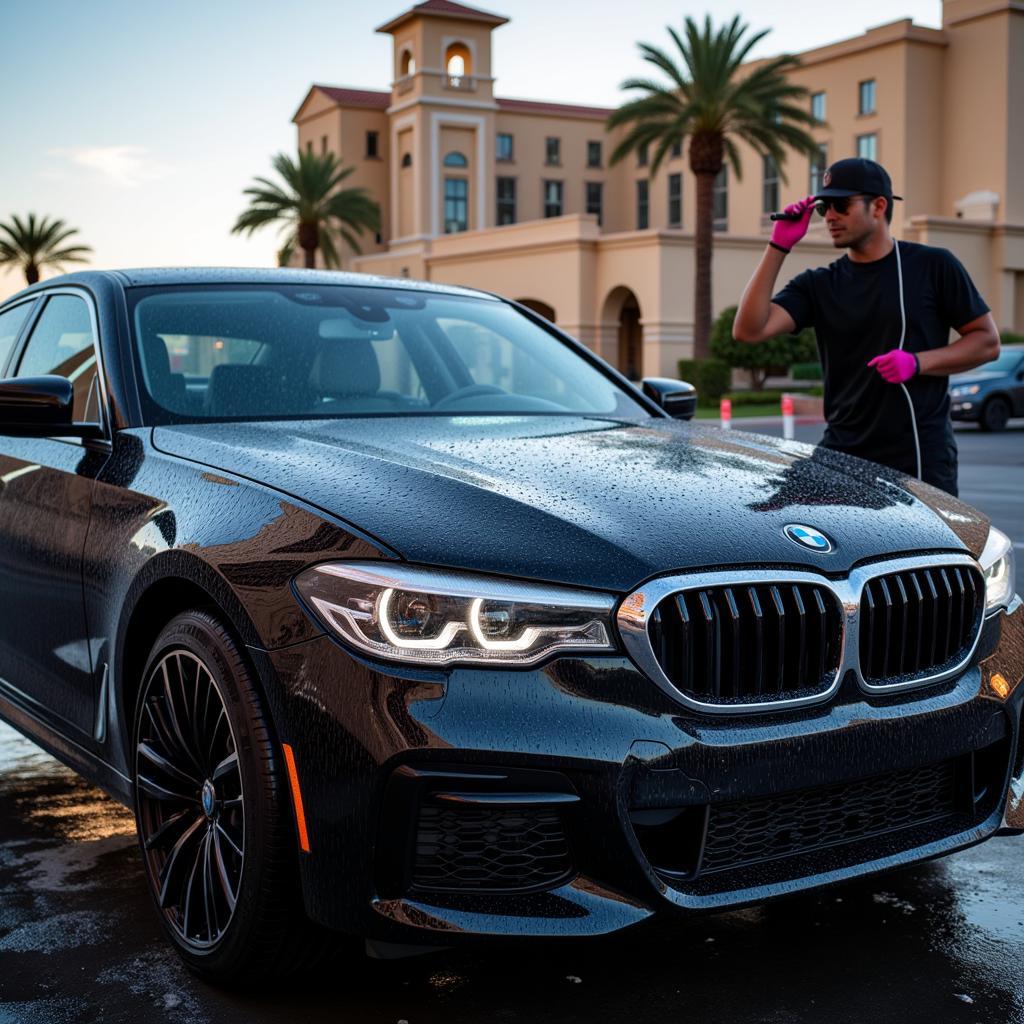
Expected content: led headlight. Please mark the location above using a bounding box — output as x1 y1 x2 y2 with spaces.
294 562 617 666
951 384 980 397
979 525 1016 614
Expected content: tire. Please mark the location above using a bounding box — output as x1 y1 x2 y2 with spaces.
980 396 1010 432
132 608 333 983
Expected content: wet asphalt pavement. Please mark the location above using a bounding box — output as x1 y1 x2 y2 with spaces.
0 424 1021 1024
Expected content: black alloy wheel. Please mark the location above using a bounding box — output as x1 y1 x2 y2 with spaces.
133 609 331 982
136 647 244 948
980 395 1011 432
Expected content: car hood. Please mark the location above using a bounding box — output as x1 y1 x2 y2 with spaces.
152 416 989 592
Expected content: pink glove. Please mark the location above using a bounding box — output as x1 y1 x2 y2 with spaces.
867 350 919 383
770 196 816 252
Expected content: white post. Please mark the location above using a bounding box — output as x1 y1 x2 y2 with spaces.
781 393 795 440
720 397 732 430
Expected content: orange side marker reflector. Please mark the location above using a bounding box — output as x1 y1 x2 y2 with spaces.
990 673 1010 700
282 743 311 853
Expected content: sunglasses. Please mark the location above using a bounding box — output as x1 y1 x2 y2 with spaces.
815 194 876 216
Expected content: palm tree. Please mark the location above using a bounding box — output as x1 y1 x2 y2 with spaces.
608 16 821 359
0 214 92 286
233 149 381 269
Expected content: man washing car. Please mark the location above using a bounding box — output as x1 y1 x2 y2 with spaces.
733 157 1000 496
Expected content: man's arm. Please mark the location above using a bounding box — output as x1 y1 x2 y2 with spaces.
917 313 1000 375
733 195 815 343
733 246 797 342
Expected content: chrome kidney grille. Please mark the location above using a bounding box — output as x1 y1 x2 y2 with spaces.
859 565 984 682
648 582 843 705
618 554 987 714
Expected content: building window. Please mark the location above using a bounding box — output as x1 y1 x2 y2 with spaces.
496 176 516 225
444 177 468 233
443 151 468 168
859 79 876 115
713 165 728 232
543 180 563 218
668 173 682 227
400 49 415 77
857 133 877 162
586 181 603 226
321 135 328 154
671 139 683 158
366 131 379 158
587 140 602 168
809 144 828 194
762 155 780 216
811 91 826 122
638 143 649 168
496 133 514 162
636 179 649 229
545 137 561 166
306 140 313 154
401 152 412 168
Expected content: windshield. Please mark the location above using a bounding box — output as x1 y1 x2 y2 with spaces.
127 284 647 423
973 348 1024 375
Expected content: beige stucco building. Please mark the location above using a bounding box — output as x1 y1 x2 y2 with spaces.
292 0 1024 378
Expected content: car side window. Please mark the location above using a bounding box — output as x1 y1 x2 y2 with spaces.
0 302 34 376
14 294 101 424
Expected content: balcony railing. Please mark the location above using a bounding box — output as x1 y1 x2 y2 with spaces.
444 74 477 92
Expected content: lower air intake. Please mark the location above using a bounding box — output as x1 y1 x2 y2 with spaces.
412 804 573 893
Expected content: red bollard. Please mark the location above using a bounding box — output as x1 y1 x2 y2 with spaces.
720 397 732 430
781 393 795 440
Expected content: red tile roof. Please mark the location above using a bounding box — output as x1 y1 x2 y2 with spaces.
376 0 508 33
412 0 504 17
313 86 391 109
295 86 615 123
497 97 614 120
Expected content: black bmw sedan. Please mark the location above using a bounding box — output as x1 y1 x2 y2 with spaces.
0 268 1020 982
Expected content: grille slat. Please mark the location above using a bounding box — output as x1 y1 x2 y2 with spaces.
650 581 843 706
859 565 983 684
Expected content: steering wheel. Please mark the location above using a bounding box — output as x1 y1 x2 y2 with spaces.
432 384 507 410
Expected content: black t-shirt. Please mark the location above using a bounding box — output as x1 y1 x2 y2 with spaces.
772 241 989 480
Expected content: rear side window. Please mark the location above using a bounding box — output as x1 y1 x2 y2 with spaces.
15 294 101 423
0 302 33 375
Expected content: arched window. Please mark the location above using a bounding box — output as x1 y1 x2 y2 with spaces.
445 42 471 83
401 153 413 168
400 49 415 77
443 151 468 168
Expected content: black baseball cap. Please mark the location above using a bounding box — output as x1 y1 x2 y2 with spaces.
814 157 903 201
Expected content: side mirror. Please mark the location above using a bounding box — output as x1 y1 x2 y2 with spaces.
0 376 102 439
642 377 697 420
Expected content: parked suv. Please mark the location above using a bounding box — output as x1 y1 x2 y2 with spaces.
0 269 1020 983
950 344 1024 431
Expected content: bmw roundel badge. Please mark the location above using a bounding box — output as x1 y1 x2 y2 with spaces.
783 524 834 553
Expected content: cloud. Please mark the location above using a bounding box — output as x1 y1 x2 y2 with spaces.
48 145 171 187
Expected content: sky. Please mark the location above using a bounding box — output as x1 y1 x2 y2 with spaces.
0 0 945 301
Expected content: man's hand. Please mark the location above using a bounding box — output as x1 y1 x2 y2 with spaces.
770 196 816 252
868 349 918 383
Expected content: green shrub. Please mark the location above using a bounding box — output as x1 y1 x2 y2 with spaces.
791 361 823 381
677 357 732 404
710 305 818 389
1000 331 1024 347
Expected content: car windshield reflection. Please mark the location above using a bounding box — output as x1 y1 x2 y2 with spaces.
128 284 647 424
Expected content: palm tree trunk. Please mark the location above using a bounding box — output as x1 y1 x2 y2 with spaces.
298 221 318 269
693 171 714 360
25 263 39 286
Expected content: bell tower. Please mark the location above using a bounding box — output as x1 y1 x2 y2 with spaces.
377 1 508 241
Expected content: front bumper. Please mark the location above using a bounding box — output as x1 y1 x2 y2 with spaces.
251 594 1024 944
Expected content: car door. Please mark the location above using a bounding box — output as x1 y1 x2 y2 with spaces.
0 290 111 740
1011 353 1024 416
